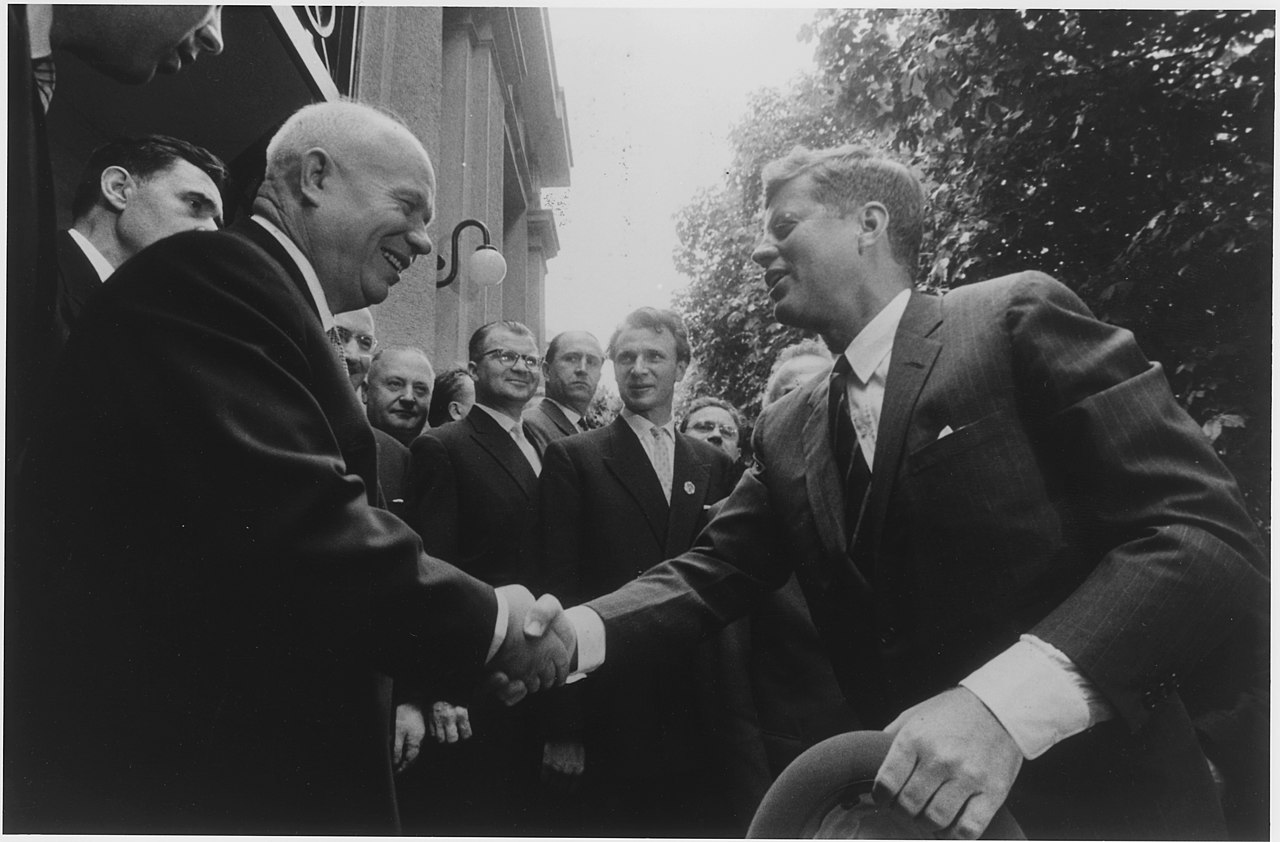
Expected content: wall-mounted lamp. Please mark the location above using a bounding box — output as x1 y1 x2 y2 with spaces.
436 219 507 289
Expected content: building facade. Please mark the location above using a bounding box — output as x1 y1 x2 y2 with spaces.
44 5 570 365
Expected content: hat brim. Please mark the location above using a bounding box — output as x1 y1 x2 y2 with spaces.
746 730 1024 839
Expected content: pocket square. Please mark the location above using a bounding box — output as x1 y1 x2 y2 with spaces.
936 425 954 440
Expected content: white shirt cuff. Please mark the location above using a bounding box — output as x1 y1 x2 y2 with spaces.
485 589 510 664
564 605 605 683
959 634 1113 760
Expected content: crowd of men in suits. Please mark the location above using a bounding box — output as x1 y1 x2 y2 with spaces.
8 5 1268 838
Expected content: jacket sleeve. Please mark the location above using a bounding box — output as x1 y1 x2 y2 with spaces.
1003 274 1268 730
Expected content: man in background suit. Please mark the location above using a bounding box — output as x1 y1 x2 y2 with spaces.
524 329 604 454
8 101 572 834
10 4 224 467
428 366 476 427
56 134 227 344
367 346 436 447
561 145 1267 839
535 308 737 836
400 320 545 834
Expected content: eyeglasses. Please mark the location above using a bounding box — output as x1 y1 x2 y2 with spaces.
333 325 377 354
689 421 739 438
482 348 542 369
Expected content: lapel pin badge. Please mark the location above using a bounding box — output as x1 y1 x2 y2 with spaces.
683 480 696 495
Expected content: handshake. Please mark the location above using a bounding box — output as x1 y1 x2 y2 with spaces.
487 585 578 705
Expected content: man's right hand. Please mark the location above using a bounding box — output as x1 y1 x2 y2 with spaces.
488 585 577 705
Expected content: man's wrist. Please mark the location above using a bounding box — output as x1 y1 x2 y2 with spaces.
564 605 604 682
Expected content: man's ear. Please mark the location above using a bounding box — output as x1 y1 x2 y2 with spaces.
298 147 334 207
858 202 890 249
99 166 131 213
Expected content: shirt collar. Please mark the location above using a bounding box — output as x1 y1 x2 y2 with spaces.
475 402 523 434
28 5 53 60
250 214 334 332
66 229 116 282
841 288 911 383
621 407 674 440
545 397 583 428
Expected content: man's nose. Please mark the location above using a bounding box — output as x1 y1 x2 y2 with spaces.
196 8 225 56
750 238 776 269
407 227 433 259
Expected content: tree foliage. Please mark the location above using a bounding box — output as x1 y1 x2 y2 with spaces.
673 10 1272 527
672 75 863 420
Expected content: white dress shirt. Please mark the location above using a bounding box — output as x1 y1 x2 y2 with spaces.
474 403 541 475
247 216 510 661
571 288 1112 758
67 229 115 283
619 409 676 501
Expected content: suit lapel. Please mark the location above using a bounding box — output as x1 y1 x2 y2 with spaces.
664 433 713 557
467 408 538 498
231 219 320 322
863 292 943 562
541 399 577 437
602 419 669 547
803 375 850 560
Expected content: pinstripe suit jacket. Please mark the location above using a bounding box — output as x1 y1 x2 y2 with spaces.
588 273 1267 837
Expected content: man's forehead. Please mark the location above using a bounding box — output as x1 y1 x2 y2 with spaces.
556 335 603 356
334 309 374 334
484 329 537 351
615 326 672 350
376 353 431 378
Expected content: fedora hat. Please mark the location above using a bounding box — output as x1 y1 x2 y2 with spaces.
747 731 1023 839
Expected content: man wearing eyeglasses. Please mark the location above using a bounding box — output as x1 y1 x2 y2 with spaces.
400 319 545 834
330 307 378 395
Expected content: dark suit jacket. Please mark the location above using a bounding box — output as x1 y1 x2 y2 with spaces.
523 397 578 456
7 220 499 834
372 426 410 517
53 229 105 347
587 274 1268 838
535 418 735 810
7 5 58 466
404 405 539 587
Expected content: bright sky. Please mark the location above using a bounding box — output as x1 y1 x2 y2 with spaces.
541 7 821 356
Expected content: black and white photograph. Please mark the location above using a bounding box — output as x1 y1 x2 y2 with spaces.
6 5 1270 838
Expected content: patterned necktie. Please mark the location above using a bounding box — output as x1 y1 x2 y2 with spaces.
650 426 674 503
32 56 55 113
578 417 591 433
325 326 351 379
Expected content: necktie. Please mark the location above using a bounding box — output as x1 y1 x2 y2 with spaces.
578 417 591 433
32 56 55 113
829 359 873 573
650 426 674 503
325 326 351 378
511 423 541 475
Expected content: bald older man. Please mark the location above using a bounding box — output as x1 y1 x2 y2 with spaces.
11 101 573 834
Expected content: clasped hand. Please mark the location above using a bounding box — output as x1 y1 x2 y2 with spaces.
487 584 577 705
